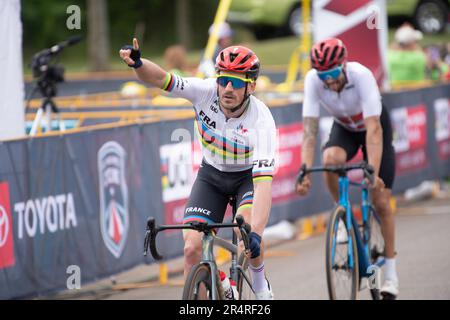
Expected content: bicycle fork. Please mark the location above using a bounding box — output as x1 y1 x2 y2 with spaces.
336 177 356 270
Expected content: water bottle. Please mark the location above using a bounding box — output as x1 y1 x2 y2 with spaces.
219 271 235 300
229 278 238 299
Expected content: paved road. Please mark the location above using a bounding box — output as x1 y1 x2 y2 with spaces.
49 196 450 300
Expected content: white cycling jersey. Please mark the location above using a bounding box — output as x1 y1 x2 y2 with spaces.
303 62 382 132
162 74 277 181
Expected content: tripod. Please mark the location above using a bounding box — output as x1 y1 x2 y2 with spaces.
27 35 83 136
28 69 66 136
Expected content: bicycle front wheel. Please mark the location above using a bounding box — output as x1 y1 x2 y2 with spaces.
326 205 359 300
237 252 254 300
368 206 385 300
182 264 223 300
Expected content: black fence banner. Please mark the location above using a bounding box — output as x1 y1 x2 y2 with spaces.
0 84 449 299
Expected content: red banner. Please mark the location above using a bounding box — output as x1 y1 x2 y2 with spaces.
272 123 303 204
314 0 389 88
0 182 15 269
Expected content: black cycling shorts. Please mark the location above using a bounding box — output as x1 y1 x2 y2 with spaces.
323 105 396 189
183 160 254 225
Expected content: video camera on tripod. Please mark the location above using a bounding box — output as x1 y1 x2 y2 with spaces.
27 35 82 135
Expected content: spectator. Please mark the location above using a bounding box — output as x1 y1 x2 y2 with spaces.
199 22 235 77
444 43 450 66
444 43 450 81
209 22 234 61
164 45 191 77
425 44 449 82
387 23 427 84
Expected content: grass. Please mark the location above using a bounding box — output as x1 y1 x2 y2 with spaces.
23 28 449 76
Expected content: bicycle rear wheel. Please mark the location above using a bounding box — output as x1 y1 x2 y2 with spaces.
326 205 359 300
182 264 223 300
236 252 254 300
368 206 385 300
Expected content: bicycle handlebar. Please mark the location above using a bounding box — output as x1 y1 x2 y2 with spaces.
296 161 375 186
143 215 252 261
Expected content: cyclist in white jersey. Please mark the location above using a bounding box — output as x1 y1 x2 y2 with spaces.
120 39 276 300
295 38 399 299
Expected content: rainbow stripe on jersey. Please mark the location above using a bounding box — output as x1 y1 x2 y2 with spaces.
162 73 176 91
194 112 253 162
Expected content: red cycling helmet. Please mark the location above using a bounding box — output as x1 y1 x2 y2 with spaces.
310 38 347 71
215 46 260 80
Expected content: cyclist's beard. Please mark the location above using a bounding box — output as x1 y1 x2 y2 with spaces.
325 69 347 93
218 84 249 114
328 71 347 92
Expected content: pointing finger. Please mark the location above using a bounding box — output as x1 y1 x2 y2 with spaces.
133 38 140 50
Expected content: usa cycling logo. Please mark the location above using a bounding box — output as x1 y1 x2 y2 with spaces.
98 141 129 258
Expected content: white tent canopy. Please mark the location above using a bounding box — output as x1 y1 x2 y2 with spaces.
0 0 25 140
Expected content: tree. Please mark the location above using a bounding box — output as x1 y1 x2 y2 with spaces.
87 0 110 71
176 0 191 50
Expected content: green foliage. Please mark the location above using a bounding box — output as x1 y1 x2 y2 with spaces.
22 0 219 58
22 0 86 51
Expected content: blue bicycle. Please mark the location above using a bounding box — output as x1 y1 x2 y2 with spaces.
297 162 385 300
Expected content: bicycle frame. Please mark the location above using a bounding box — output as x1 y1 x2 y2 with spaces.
333 176 385 279
199 231 254 299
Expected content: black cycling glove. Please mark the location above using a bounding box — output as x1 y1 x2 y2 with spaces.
248 232 262 259
121 45 143 69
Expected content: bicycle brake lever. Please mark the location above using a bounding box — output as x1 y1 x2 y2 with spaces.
235 214 244 227
364 164 375 186
143 230 150 256
296 164 307 185
144 217 163 260
235 215 251 252
242 225 252 253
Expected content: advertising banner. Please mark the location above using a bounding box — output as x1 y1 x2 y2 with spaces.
391 104 428 175
434 98 450 160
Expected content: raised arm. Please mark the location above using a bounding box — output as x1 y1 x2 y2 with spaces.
119 38 213 104
119 38 167 88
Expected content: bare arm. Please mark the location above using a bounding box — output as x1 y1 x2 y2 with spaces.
119 38 168 88
251 181 272 236
133 59 168 88
295 117 319 195
364 115 383 177
301 117 319 167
